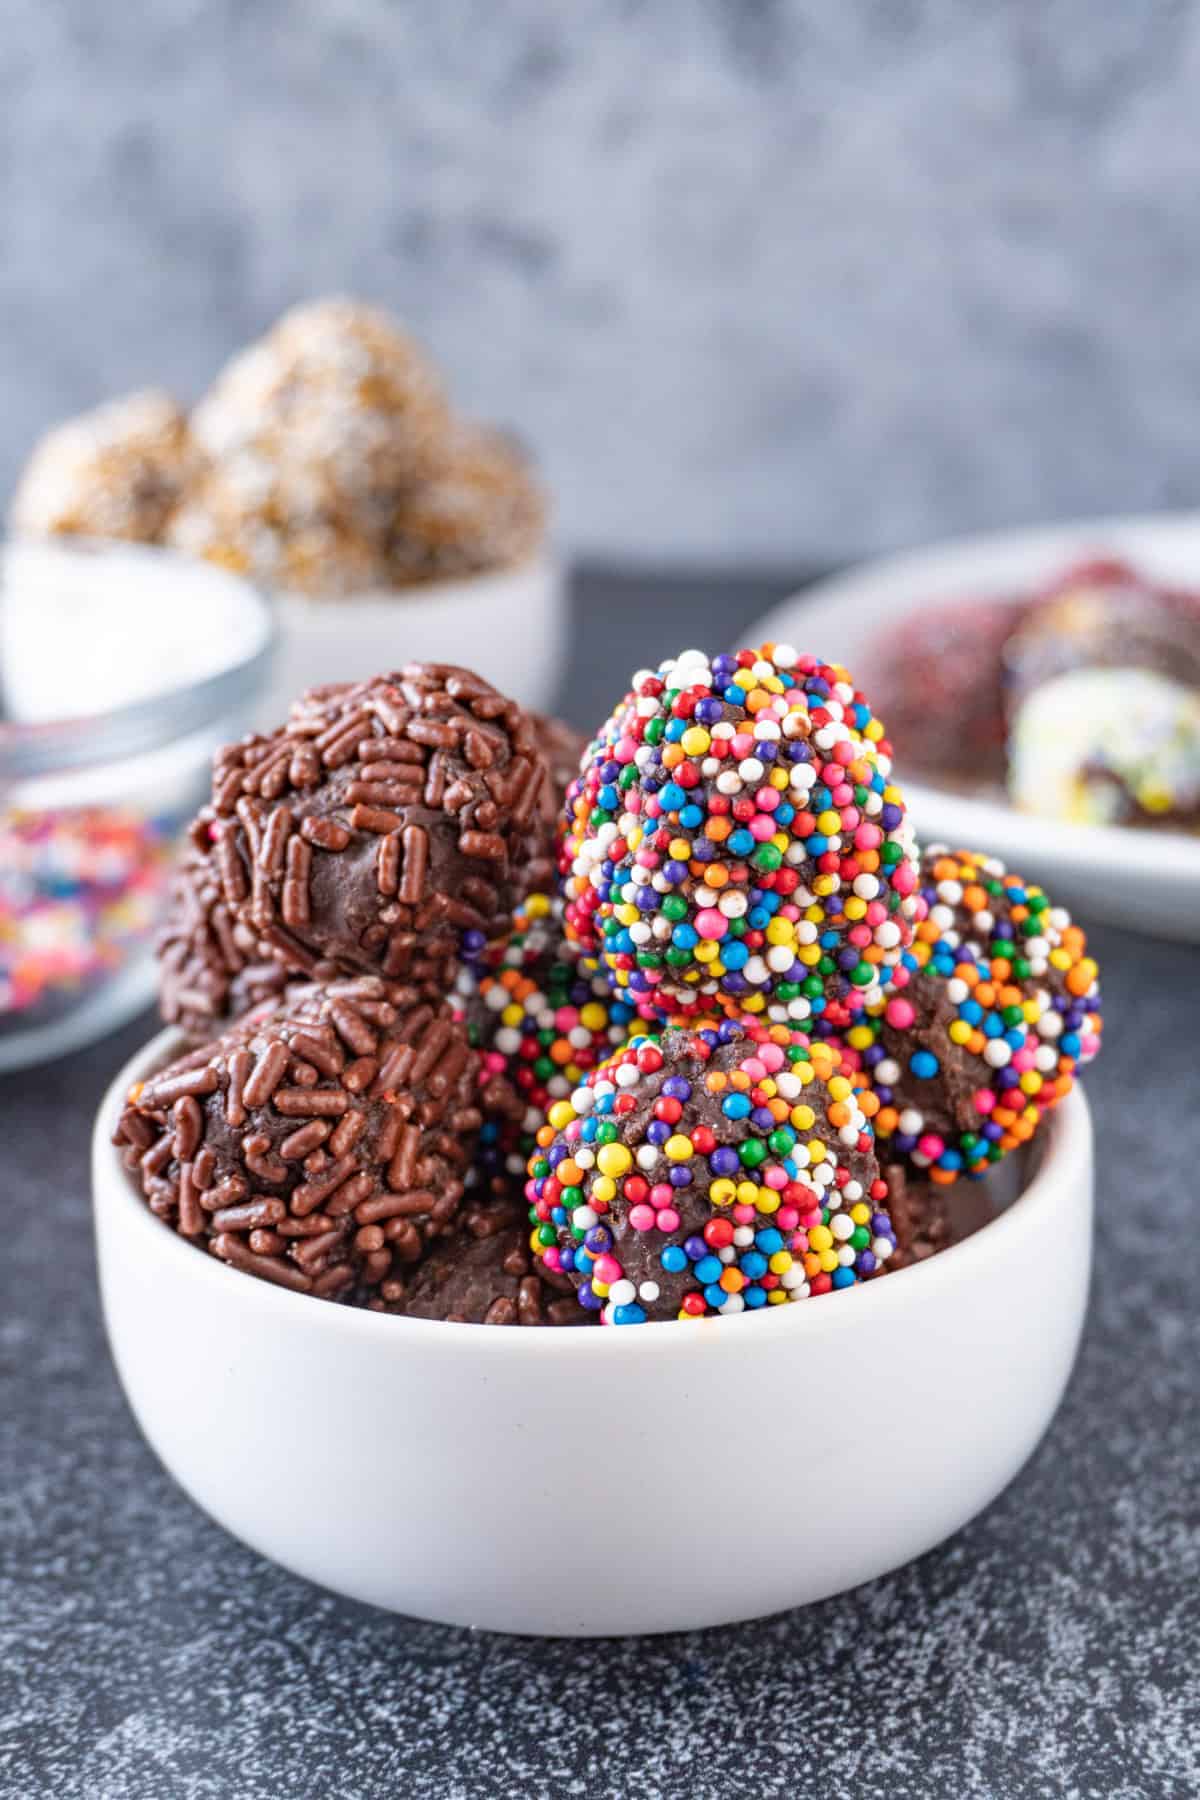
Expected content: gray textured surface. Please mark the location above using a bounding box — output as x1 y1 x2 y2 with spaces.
2 574 1199 1800
4 3 1200 561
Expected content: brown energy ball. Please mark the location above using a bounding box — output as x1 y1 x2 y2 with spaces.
205 665 546 991
190 298 452 537
9 389 194 544
166 463 392 598
386 424 546 584
368 1194 595 1325
114 979 480 1303
156 841 293 1043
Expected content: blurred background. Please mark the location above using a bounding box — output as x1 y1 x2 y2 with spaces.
4 0 1199 565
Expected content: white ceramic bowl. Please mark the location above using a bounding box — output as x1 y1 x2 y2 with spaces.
94 1028 1093 1636
263 550 566 726
746 510 1200 940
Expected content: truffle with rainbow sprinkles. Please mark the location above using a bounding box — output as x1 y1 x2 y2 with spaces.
523 639 921 1322
527 640 1101 1323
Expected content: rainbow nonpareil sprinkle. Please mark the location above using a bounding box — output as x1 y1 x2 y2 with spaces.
457 892 642 1190
525 1016 894 1324
559 645 919 1027
842 847 1102 1183
1 808 175 1019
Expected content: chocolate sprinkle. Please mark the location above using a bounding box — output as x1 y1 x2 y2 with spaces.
156 845 293 1043
114 979 481 1301
206 666 545 991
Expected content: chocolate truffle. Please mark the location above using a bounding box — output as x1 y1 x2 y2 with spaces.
880 1159 991 1270
525 1018 896 1324
846 847 1102 1183
457 891 639 1196
1004 560 1200 831
560 645 919 1026
114 979 480 1302
204 665 546 993
372 1195 594 1325
10 389 194 544
517 711 588 898
157 843 291 1042
858 594 1013 788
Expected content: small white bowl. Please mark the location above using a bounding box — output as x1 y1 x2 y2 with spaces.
746 509 1200 940
263 550 566 725
93 1028 1093 1637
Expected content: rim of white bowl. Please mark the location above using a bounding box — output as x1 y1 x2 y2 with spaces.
95 1027 1092 1358
270 544 563 609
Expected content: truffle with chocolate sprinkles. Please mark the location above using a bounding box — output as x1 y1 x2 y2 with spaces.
518 711 588 897
156 843 292 1042
113 978 480 1303
372 1194 595 1325
204 664 545 994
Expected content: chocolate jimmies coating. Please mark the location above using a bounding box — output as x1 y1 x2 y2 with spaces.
114 978 480 1303
203 665 546 994
156 845 293 1043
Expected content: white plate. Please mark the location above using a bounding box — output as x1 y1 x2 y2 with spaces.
747 511 1200 939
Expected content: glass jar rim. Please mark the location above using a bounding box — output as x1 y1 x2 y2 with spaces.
0 538 275 781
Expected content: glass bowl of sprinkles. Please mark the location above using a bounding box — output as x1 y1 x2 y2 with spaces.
0 539 273 1069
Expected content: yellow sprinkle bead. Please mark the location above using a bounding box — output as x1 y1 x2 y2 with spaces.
596 1143 632 1178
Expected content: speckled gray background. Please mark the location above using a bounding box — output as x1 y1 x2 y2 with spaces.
3 1 1200 561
